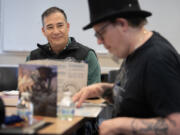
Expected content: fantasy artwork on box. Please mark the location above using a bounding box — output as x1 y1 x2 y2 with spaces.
18 64 58 117
18 59 88 117
26 59 88 104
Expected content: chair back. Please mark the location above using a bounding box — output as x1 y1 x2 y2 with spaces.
0 65 18 91
108 70 119 83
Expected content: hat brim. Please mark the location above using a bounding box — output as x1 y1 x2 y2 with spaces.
83 10 152 30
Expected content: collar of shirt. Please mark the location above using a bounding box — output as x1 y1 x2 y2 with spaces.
48 37 71 52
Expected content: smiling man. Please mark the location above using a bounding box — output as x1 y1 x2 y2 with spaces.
27 7 101 85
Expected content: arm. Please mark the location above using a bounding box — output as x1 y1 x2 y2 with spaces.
85 51 101 85
101 53 180 135
26 55 30 61
73 82 113 107
99 113 180 135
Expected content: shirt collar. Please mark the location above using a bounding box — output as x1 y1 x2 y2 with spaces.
48 37 71 52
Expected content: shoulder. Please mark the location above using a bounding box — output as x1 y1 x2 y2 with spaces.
69 37 97 60
32 43 49 52
139 32 179 63
143 33 180 73
29 43 49 60
86 51 98 62
70 37 95 52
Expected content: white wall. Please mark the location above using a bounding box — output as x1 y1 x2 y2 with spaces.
0 0 106 53
1 0 180 54
0 0 179 70
140 0 180 52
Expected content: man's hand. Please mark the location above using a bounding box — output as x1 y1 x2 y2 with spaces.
73 83 104 107
73 83 113 108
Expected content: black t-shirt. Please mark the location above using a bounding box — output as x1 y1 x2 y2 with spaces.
113 31 180 118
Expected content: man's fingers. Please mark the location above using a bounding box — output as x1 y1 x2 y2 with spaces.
72 91 82 102
76 90 89 108
72 88 89 108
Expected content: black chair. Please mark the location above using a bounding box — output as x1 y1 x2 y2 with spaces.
0 66 18 91
99 69 119 124
101 73 108 82
108 69 119 83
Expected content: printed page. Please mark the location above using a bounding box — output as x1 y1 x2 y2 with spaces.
75 105 103 118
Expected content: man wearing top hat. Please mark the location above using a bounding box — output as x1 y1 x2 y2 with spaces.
73 0 180 134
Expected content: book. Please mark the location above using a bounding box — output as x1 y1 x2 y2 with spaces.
75 99 106 118
0 91 18 107
75 103 105 118
18 59 88 117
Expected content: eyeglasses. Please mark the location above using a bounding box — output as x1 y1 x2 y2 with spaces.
94 23 111 41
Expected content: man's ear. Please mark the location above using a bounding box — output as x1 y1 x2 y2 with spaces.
42 27 46 36
115 18 129 32
67 22 70 32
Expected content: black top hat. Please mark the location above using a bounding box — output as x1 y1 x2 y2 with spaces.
83 0 152 30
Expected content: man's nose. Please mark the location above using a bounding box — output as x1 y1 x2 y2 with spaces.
53 27 60 34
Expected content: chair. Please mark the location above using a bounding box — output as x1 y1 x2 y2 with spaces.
101 73 108 82
108 69 119 83
99 69 119 124
0 65 18 91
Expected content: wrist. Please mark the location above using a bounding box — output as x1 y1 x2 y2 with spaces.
100 83 113 98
